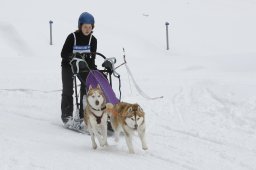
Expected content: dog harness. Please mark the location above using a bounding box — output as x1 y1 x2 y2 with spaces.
72 32 92 54
89 105 107 124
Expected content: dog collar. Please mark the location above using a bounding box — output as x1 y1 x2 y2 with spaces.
90 105 106 111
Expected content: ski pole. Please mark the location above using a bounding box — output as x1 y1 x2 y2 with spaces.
73 76 79 109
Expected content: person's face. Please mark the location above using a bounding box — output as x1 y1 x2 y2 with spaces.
81 24 93 36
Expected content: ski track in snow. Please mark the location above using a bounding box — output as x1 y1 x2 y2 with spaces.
142 79 256 169
0 88 61 93
1 74 256 170
0 91 183 170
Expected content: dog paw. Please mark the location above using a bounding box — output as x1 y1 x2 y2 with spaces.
100 142 105 147
92 144 97 150
142 146 148 150
104 141 109 147
128 150 135 154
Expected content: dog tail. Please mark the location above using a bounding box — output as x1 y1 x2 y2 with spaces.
106 103 114 109
105 103 117 117
106 103 113 115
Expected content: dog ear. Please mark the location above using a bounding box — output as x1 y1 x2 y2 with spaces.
89 85 93 91
128 107 133 113
97 84 102 90
138 105 143 112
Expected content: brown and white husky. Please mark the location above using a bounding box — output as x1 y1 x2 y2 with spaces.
84 84 112 150
107 102 148 153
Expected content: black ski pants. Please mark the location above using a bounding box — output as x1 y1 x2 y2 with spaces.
61 65 88 119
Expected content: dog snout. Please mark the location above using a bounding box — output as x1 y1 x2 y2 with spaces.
134 124 138 130
95 100 99 105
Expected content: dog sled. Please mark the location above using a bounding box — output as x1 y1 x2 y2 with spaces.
64 52 122 134
64 50 163 134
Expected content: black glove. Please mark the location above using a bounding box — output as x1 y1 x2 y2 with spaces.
102 60 113 72
88 57 97 70
68 54 74 61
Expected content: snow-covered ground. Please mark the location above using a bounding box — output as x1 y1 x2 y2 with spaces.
1 0 256 169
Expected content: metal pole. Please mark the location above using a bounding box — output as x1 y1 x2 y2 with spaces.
49 20 53 45
74 76 79 109
165 22 170 50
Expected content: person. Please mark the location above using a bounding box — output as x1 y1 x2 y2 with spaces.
60 12 97 124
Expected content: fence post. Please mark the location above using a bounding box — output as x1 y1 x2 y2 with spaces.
165 22 170 50
49 20 53 45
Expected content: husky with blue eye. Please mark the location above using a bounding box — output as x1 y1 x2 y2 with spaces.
107 102 148 153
